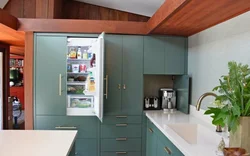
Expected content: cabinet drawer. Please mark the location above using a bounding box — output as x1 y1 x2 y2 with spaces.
75 139 97 156
102 116 142 124
101 138 141 152
101 124 142 138
35 116 98 138
101 152 141 156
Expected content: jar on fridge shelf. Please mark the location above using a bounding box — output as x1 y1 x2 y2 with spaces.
77 47 82 59
82 50 88 60
72 64 79 73
69 48 77 59
79 64 87 73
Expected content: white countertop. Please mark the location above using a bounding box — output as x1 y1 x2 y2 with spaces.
145 110 229 156
0 130 77 156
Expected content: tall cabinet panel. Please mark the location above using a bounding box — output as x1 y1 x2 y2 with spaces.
104 35 123 114
165 37 187 75
144 36 165 74
122 36 143 115
34 35 67 115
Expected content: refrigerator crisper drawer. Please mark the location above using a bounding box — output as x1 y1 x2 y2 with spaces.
67 95 95 116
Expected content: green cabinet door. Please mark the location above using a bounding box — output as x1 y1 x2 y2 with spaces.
122 36 143 115
146 124 157 156
144 36 165 74
34 34 67 115
164 37 187 75
104 35 123 115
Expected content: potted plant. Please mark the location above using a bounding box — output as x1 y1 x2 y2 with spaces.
205 61 250 151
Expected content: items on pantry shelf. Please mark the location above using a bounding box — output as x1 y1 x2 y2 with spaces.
72 64 80 73
69 48 77 59
77 47 82 59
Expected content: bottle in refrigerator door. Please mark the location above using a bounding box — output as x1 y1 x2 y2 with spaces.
90 53 96 67
86 72 95 93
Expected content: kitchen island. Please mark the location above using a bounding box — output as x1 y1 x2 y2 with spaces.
0 130 77 156
145 110 229 156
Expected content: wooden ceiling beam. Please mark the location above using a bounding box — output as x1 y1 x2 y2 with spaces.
0 9 25 54
0 8 18 30
152 0 250 36
146 0 190 34
18 18 148 34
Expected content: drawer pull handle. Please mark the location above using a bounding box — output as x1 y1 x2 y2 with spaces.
116 124 128 127
55 126 77 129
116 116 127 118
59 74 62 96
116 138 127 141
148 128 153 133
116 152 127 154
123 84 126 90
118 84 121 90
164 147 172 155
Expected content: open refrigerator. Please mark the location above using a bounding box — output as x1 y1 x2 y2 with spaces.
66 33 105 122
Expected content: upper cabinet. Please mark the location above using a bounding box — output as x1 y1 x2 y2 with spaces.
144 36 187 75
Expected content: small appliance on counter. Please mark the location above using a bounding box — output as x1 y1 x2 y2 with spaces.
159 88 176 112
144 97 161 110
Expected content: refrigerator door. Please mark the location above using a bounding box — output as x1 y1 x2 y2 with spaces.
94 32 105 122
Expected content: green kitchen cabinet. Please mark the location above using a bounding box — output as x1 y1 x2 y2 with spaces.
104 35 143 115
122 36 143 115
35 116 99 139
143 36 187 75
144 36 165 74
146 120 157 156
104 35 123 114
34 35 67 115
164 37 187 75
146 119 184 156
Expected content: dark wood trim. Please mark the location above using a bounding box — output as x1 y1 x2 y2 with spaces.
18 19 148 34
146 0 190 34
0 43 10 129
24 32 34 130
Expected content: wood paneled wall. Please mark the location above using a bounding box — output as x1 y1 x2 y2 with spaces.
4 0 149 21
63 0 149 21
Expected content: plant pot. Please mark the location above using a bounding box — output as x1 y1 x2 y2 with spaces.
229 117 250 152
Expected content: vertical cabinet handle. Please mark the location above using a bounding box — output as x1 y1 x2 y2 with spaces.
123 84 126 90
104 75 109 99
118 84 121 90
59 74 62 96
148 128 153 133
164 147 172 155
116 152 127 155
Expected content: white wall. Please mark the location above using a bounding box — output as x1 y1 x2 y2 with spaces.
188 11 250 109
0 53 3 130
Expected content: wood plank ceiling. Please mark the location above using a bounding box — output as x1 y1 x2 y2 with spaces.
2 0 250 55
